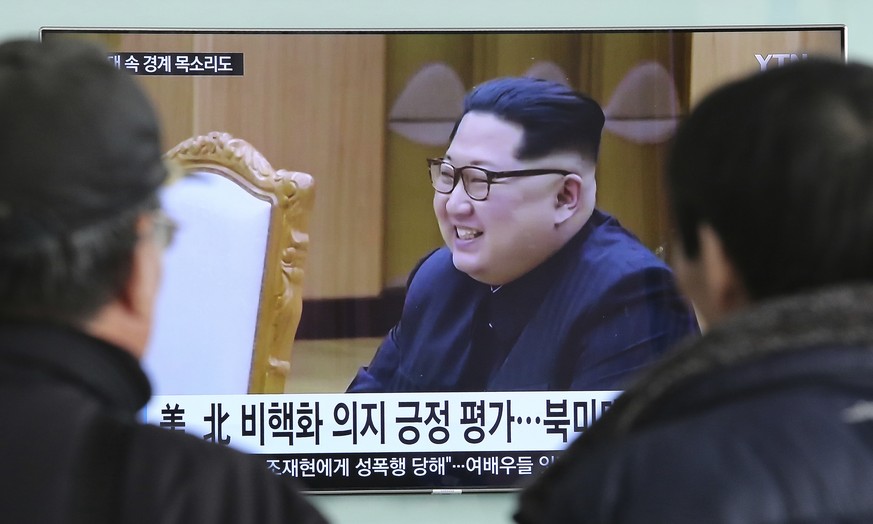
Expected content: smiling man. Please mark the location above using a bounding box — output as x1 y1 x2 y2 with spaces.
348 77 698 393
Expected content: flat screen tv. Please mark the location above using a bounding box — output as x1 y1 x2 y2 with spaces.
41 26 846 493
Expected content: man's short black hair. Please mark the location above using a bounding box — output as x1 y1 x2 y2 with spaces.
0 39 167 326
667 58 873 300
451 76 606 162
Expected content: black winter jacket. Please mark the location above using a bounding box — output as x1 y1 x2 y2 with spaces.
0 322 328 524
516 285 873 523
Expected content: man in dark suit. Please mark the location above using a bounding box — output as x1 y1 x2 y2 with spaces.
349 77 698 392
515 59 873 523
0 39 327 523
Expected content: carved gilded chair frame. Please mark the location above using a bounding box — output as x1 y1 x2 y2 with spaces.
165 132 314 393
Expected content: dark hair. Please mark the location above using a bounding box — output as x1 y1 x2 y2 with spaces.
666 58 873 300
0 198 158 326
0 39 167 326
451 77 606 162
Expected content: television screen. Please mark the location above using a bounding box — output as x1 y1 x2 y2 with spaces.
41 26 845 493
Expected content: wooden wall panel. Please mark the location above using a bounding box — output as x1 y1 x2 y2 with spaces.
470 32 580 84
90 33 387 300
90 33 196 152
382 34 471 287
577 33 690 254
688 30 844 106
187 34 387 299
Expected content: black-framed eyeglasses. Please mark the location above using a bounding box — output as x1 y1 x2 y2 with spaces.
151 209 179 250
427 158 573 201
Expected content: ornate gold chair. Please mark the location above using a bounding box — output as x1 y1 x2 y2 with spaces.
144 132 314 394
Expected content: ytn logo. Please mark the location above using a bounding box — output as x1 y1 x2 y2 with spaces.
755 53 809 71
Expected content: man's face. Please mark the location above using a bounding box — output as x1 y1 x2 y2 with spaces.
434 112 573 285
668 225 748 330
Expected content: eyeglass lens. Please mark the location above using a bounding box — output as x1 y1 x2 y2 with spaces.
152 211 179 249
430 162 490 200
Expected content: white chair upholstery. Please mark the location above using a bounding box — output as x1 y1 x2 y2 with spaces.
143 132 315 394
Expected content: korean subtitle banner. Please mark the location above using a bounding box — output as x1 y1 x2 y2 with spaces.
145 391 619 453
106 53 243 76
144 391 620 490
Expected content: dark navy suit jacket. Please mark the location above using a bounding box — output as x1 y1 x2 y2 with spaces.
348 210 699 392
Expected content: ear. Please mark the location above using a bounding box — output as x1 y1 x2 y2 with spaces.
555 174 583 224
697 224 749 321
555 173 594 225
124 216 162 323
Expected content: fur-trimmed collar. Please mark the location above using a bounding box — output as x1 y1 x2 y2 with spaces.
582 284 873 443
